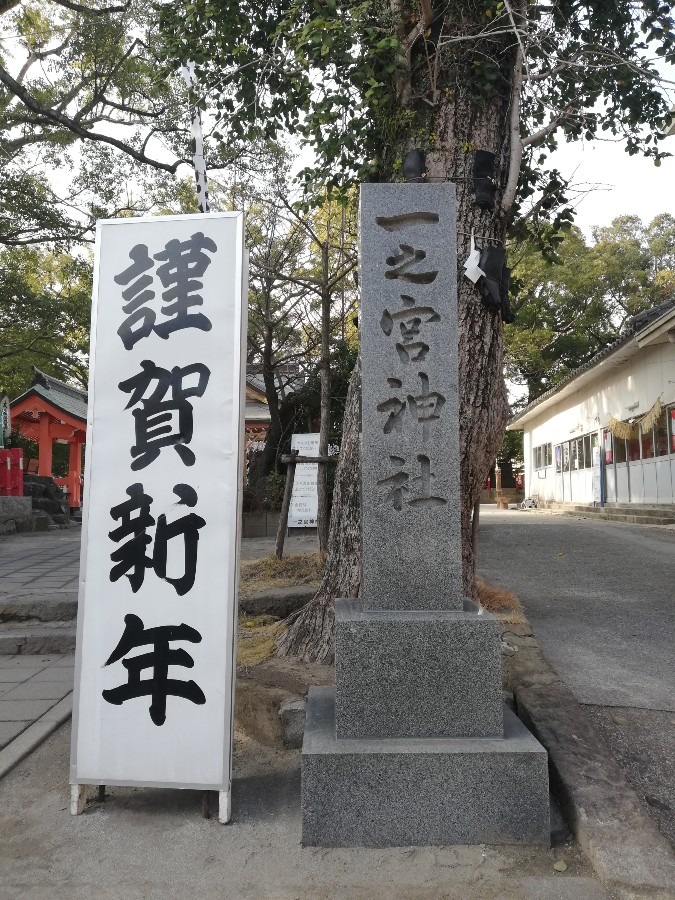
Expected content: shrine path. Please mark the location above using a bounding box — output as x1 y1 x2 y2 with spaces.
478 507 675 848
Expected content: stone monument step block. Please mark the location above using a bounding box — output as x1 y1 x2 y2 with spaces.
335 600 503 738
302 687 550 848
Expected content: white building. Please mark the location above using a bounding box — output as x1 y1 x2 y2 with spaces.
508 301 675 506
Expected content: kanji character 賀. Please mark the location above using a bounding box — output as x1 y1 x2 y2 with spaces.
109 483 206 596
119 360 210 469
102 613 206 726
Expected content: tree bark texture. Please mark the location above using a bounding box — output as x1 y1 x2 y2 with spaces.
275 357 361 663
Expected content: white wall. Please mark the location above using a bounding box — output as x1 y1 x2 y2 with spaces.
521 341 675 504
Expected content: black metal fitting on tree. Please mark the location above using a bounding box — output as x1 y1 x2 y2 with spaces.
473 150 496 209
403 149 427 183
477 246 505 310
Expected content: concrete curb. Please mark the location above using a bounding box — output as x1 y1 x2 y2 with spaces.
0 692 72 781
503 623 675 899
0 626 76 655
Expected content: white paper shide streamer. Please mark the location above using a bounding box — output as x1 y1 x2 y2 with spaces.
181 62 210 213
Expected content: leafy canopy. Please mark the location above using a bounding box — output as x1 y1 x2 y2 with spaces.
0 245 91 398
505 213 675 401
159 0 675 217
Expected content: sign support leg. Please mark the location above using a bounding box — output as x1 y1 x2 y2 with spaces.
218 789 231 824
70 784 88 815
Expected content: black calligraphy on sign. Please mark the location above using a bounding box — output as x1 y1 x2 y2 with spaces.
102 613 206 726
109 483 205 595
377 454 447 510
119 360 210 469
114 232 216 349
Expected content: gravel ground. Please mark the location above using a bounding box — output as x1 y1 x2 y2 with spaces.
0 722 612 900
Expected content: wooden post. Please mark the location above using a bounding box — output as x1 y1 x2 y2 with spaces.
275 450 299 559
38 414 52 477
68 439 82 509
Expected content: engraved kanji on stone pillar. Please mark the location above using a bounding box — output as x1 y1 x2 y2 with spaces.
360 184 462 609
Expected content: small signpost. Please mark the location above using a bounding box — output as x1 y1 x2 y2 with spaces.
70 212 247 822
288 433 320 528
0 395 10 449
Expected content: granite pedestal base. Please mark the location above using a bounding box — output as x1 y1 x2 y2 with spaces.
335 601 502 738
302 687 550 848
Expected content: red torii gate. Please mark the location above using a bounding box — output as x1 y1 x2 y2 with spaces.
10 370 87 509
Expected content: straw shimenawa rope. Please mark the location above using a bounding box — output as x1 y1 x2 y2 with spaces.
607 396 664 440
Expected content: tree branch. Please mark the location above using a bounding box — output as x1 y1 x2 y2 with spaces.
0 64 182 174
501 44 524 214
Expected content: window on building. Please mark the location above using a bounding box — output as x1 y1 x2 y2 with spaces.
591 432 599 465
532 442 553 470
627 428 640 462
614 435 627 464
603 429 613 464
563 442 570 471
555 445 562 473
641 425 654 459
583 434 591 468
670 408 675 454
655 410 668 457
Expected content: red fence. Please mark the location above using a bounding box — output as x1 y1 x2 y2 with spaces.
0 449 24 496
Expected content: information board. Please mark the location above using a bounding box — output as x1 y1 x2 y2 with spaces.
288 433 320 528
70 213 246 798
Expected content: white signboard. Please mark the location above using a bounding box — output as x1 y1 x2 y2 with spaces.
71 213 246 805
592 444 602 504
288 433 320 528
0 395 10 444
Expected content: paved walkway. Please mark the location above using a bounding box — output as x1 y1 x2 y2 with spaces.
0 528 319 776
0 530 80 591
478 506 675 847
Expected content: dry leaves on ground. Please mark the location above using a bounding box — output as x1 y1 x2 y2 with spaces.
239 552 325 599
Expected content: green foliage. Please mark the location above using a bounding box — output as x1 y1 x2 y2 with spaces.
159 0 675 219
505 214 675 400
0 0 200 247
264 470 286 511
0 246 91 399
498 428 524 465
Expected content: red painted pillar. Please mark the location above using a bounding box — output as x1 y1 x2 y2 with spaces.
68 440 82 508
38 414 53 477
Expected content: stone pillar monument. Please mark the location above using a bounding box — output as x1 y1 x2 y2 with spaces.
301 183 550 847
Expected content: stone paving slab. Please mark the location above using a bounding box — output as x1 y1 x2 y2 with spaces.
0 667 43 682
32 665 75 681
3 680 73 701
0 683 21 697
0 698 56 721
0 721 29 749
0 655 74 759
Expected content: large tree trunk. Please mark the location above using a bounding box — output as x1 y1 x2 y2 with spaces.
277 12 513 659
275 357 361 662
